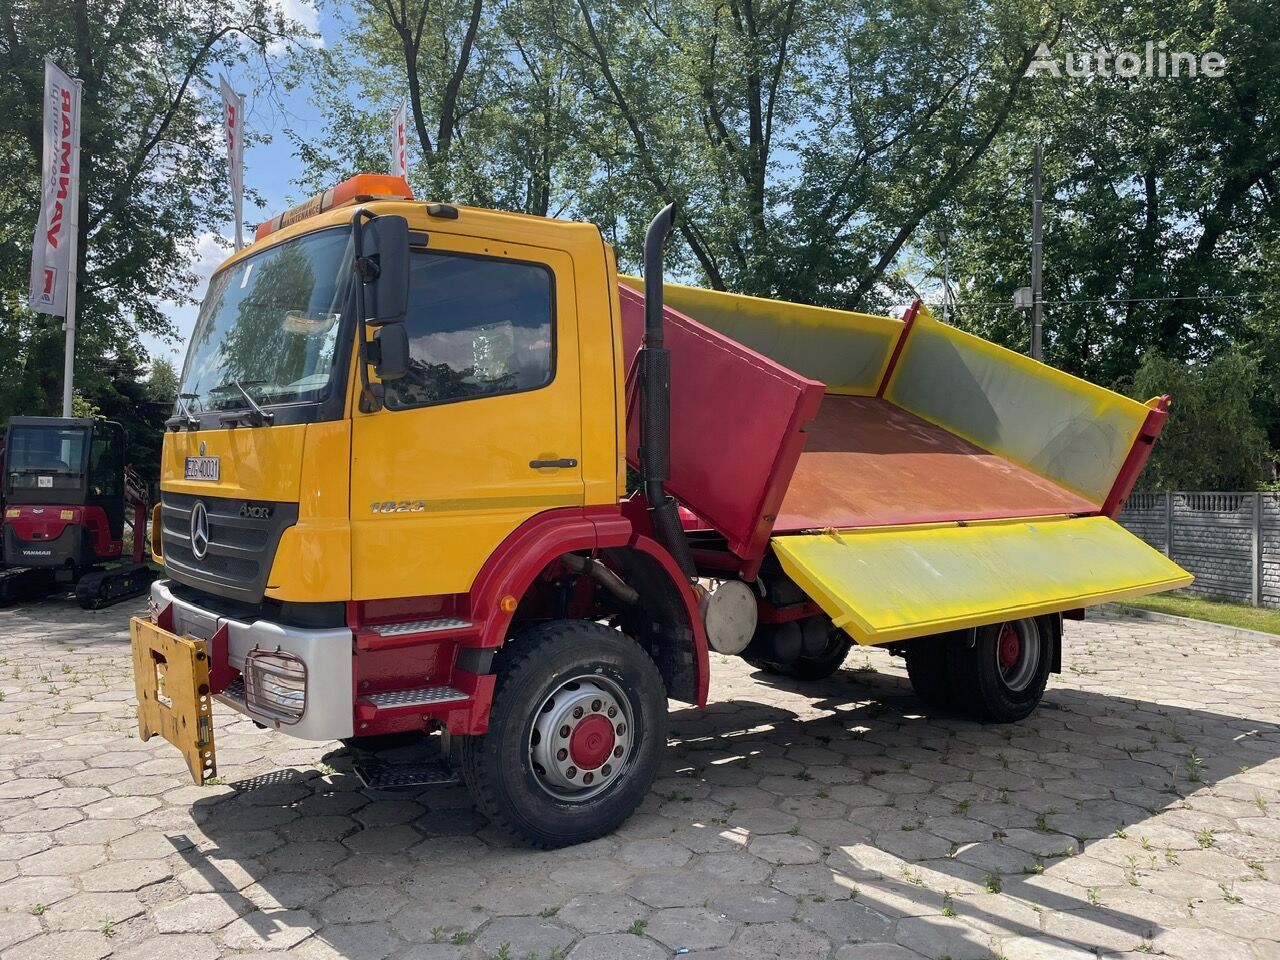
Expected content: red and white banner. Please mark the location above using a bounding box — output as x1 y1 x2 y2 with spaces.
392 100 408 180
220 76 245 249
29 59 81 316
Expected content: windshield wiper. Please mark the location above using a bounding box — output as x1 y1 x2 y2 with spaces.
166 393 200 431
211 379 275 427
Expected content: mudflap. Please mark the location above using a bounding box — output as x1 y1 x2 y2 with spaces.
130 617 217 784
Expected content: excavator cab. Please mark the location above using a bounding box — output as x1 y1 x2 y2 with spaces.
2 417 154 607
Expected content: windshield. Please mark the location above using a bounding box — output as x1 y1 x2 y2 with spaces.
6 425 88 493
178 227 352 414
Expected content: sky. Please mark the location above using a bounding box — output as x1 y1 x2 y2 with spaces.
143 0 348 369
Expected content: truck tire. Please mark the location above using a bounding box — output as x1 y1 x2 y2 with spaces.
903 634 955 711
946 618 1050 722
460 619 668 848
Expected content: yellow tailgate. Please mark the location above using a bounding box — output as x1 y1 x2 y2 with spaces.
772 515 1192 645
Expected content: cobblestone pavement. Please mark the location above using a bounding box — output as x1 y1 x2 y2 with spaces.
2 602 1279 960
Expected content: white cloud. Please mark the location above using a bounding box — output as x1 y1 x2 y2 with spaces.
272 0 323 49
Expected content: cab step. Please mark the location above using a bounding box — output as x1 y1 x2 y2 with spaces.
355 618 481 652
347 733 459 789
362 685 468 709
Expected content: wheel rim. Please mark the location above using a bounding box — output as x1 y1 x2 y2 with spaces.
995 620 1040 692
529 674 633 801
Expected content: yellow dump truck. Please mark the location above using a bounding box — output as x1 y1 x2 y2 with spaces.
131 174 1190 847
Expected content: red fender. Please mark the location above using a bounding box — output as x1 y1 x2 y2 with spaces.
468 505 709 707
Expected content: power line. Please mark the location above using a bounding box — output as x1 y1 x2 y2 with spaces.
953 292 1269 310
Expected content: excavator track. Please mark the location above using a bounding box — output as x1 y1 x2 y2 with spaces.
0 566 60 607
75 564 157 610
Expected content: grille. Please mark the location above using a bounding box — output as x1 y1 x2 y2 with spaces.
161 493 298 604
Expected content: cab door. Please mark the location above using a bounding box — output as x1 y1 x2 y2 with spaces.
349 234 584 600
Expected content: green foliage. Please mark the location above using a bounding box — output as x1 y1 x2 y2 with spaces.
0 0 312 468
1127 350 1269 490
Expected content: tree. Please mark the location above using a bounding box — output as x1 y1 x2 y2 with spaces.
940 0 1280 388
1127 350 1269 491
0 0 312 440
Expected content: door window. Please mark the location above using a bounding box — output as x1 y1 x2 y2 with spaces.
384 250 555 409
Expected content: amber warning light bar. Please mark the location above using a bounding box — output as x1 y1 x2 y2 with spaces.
255 174 414 241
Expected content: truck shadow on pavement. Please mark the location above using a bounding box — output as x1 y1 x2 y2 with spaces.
177 663 1280 959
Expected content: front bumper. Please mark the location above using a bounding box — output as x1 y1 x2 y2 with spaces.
151 579 354 741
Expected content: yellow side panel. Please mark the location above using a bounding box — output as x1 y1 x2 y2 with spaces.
885 306 1152 504
620 275 902 395
772 515 1192 645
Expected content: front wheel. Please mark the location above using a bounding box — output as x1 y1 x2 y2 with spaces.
460 620 668 848
947 618 1052 722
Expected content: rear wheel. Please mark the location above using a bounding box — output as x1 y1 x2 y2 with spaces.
903 634 955 711
460 619 667 848
947 618 1051 722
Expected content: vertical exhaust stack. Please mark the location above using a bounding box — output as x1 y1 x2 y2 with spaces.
640 204 697 580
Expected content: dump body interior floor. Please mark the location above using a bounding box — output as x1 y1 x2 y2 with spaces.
775 396 1100 532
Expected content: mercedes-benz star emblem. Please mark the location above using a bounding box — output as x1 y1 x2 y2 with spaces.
190 501 210 560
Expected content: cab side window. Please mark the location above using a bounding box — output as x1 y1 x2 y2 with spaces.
88 426 123 497
384 250 555 409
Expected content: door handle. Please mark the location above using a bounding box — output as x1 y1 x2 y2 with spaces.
529 458 578 469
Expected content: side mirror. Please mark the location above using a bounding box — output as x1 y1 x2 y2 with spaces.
373 323 410 381
359 214 409 324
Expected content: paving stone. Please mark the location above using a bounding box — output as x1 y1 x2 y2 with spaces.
42 890 145 930
709 884 798 922
895 915 993 959
0 911 42 952
219 908 317 949
557 893 650 934
834 946 927 960
645 905 736 949
152 892 249 933
567 933 669 959
998 934 1098 959
801 897 897 943
472 916 576 956
108 933 222 960
748 832 822 863
730 921 834 960
2 931 113 960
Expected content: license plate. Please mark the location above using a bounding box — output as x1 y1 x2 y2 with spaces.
130 617 217 784
184 456 220 481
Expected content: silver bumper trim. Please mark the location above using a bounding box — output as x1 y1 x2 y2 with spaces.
151 579 354 741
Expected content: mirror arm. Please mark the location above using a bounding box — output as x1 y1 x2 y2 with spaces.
351 208 383 413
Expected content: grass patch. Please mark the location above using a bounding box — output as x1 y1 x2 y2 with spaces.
1118 593 1280 635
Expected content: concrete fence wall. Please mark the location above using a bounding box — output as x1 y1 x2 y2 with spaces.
1118 492 1280 607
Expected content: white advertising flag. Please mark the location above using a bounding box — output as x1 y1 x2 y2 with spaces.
220 76 245 249
29 59 82 317
392 100 408 179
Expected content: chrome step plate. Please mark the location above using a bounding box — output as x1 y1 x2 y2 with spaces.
370 618 473 637
364 685 467 708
